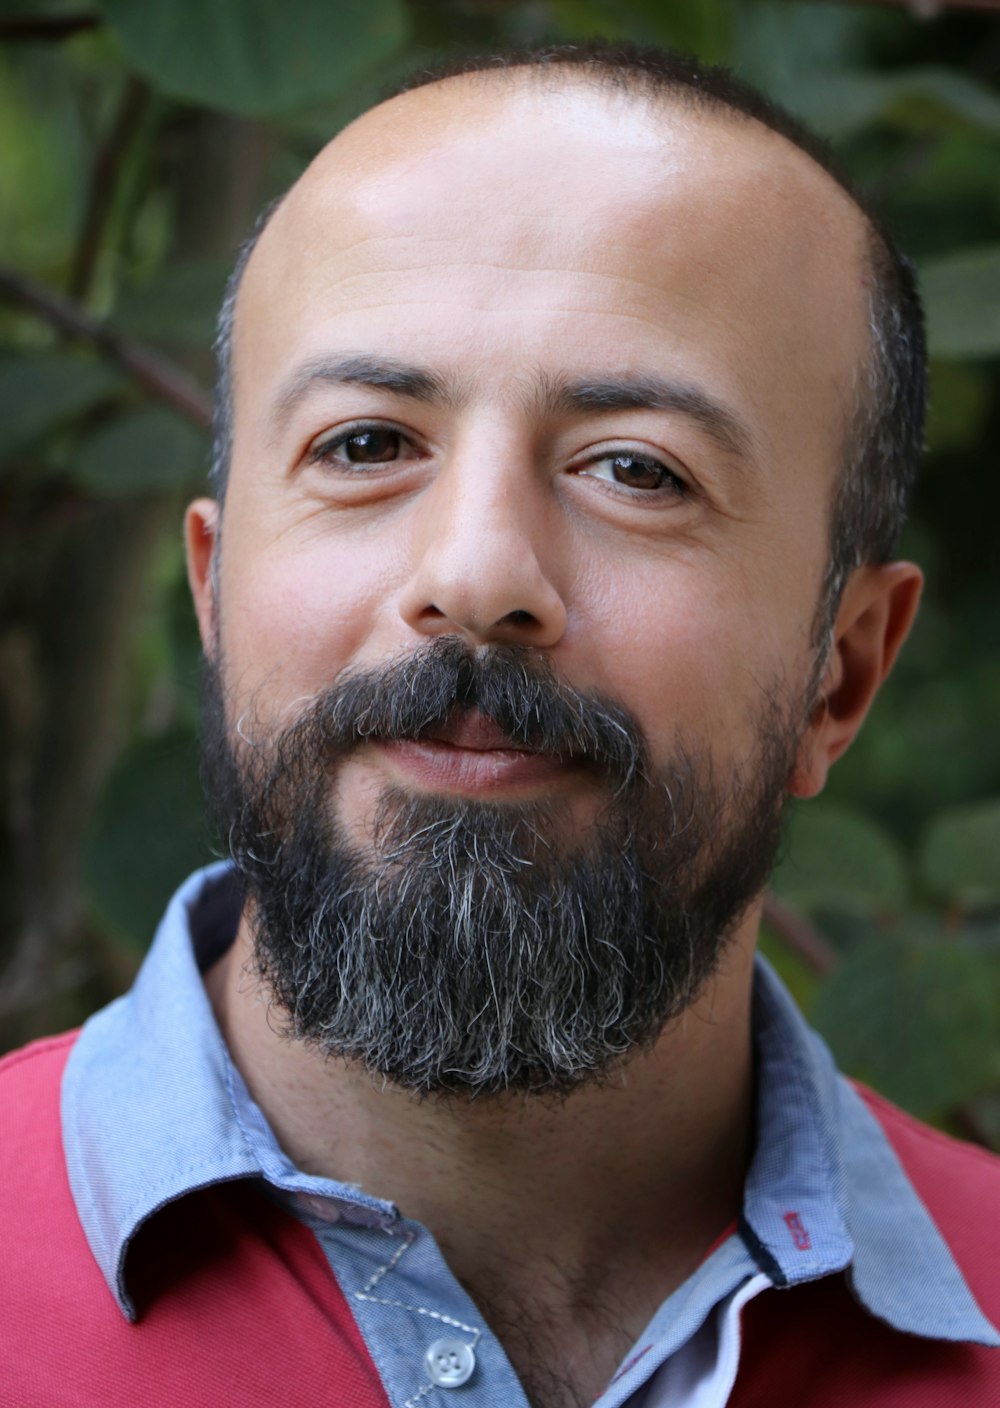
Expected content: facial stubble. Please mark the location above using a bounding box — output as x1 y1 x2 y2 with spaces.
200 637 808 1099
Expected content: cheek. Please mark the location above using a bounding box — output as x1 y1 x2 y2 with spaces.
576 549 803 760
216 531 395 713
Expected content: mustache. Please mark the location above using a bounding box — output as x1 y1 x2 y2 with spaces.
242 637 649 791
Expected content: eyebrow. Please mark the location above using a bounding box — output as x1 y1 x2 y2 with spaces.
270 354 458 432
540 373 756 463
270 355 757 465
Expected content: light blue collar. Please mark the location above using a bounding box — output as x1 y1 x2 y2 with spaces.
62 863 998 1345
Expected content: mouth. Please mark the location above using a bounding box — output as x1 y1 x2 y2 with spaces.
422 710 542 752
371 709 577 796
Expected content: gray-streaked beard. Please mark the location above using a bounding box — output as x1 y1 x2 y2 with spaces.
200 637 805 1099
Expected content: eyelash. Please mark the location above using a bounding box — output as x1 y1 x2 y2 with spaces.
576 449 690 500
306 423 691 501
307 421 414 469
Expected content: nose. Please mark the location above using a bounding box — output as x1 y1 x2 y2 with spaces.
397 450 567 649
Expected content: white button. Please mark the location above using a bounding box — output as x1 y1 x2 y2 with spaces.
425 1337 476 1388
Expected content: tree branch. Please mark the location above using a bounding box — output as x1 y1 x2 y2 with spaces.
0 263 212 428
0 15 100 42
762 891 839 975
70 77 150 302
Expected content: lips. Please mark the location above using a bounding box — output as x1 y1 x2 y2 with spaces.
373 710 571 794
422 710 540 754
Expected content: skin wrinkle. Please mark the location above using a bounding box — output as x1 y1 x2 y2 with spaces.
291 256 751 295
268 300 766 392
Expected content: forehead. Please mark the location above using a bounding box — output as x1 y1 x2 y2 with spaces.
234 75 868 480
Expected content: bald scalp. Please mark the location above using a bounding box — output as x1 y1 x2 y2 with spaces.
210 44 925 636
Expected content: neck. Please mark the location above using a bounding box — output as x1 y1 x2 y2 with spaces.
207 913 757 1303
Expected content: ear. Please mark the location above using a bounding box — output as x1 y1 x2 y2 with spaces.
789 561 923 799
185 498 220 658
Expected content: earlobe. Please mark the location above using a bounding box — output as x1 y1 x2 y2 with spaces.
185 498 221 656
788 560 923 799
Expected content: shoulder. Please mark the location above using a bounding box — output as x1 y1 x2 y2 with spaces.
854 1080 1000 1321
734 1083 999 1407
0 1035 388 1407
0 1031 83 1236
855 1080 1000 1203
0 1031 78 1155
0 1029 78 1081
0 1032 115 1397
0 1031 79 1206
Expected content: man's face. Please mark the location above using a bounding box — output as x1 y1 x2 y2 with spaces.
192 77 872 1091
217 79 867 817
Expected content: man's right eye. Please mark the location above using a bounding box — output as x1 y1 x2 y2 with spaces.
309 425 406 466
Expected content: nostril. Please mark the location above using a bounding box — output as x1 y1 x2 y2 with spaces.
503 610 537 628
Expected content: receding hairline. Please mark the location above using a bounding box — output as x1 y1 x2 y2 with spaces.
265 58 871 274
441 60 868 239
234 57 874 424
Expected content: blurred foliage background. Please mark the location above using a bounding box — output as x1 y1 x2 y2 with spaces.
1 0 998 1146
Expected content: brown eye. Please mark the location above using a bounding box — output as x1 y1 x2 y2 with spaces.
608 453 666 490
342 429 401 463
580 450 687 497
308 424 412 471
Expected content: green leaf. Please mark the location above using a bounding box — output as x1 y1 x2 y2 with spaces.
115 258 231 347
0 46 87 272
548 0 629 39
0 353 121 459
84 731 211 951
812 927 996 1118
551 0 731 59
0 1 84 14
72 407 208 496
885 68 1000 138
920 799 1000 911
926 361 992 453
97 0 410 117
778 67 1000 144
919 247 1000 361
736 5 867 99
775 72 885 141
773 801 909 916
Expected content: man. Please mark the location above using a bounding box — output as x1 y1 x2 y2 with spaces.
2 42 997 1408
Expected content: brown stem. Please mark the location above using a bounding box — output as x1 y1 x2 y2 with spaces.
762 891 839 975
0 15 100 41
0 263 211 428
0 115 273 1055
69 77 150 302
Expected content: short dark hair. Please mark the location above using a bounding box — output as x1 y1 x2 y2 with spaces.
211 41 926 638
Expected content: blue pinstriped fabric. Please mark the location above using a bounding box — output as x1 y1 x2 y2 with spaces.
63 864 997 1406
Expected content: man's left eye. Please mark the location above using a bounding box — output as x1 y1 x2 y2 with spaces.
581 452 686 495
